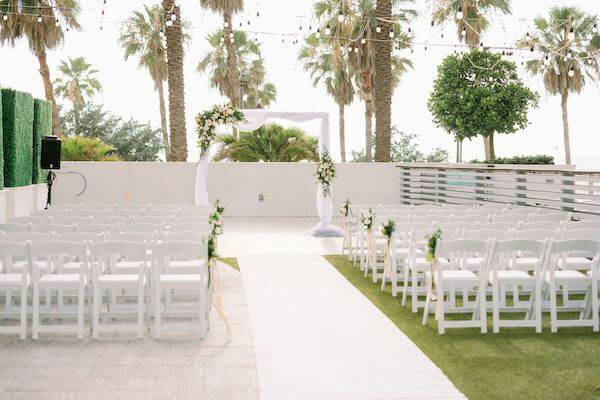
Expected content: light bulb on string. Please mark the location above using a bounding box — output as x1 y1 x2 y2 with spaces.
407 26 411 33
461 26 466 36
239 22 242 27
457 6 463 19
37 14 43 23
354 46 359 53
316 29 321 38
361 38 366 45
2 13 8 21
165 20 173 27
55 19 60 27
389 31 395 38
530 45 535 52
375 25 381 33
424 45 428 51
431 20 435 27
247 20 251 25
299 25 302 31
224 21 229 28
568 66 575 77
568 27 575 41
170 13 177 21
337 10 344 23
325 25 331 35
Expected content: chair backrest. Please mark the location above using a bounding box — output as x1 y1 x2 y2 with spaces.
512 228 560 241
52 216 92 225
560 228 600 241
29 241 88 276
545 239 600 273
31 224 74 234
134 216 172 225
565 220 600 230
0 241 30 274
437 222 471 232
109 210 144 217
32 209 69 217
179 210 211 218
69 209 107 218
493 214 529 224
172 216 209 226
395 221 431 234
10 216 46 225
533 213 571 223
0 223 30 233
435 239 491 261
76 224 121 234
479 222 519 231
108 232 158 242
91 240 148 260
56 232 105 243
121 223 164 234
93 216 130 225
163 230 209 242
442 204 474 211
414 215 447 224
3 231 53 243
491 239 548 274
169 223 213 233
507 207 537 215
477 203 509 211
117 203 148 209
151 240 208 262
521 221 564 231
145 209 178 217
466 209 493 218
462 228 510 240
451 215 490 224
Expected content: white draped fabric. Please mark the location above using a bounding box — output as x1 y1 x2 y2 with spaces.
194 109 342 237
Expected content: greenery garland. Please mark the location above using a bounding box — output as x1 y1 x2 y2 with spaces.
208 199 225 261
361 208 374 230
315 149 336 197
196 104 245 158
380 219 396 239
425 229 443 263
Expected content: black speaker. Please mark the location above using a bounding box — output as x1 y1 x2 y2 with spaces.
41 135 61 170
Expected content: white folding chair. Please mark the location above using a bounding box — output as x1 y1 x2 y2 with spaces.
90 241 148 338
0 241 30 339
533 213 572 223
169 223 213 233
0 223 30 233
134 216 172 225
10 216 46 225
32 224 74 234
94 216 130 225
543 239 600 333
461 229 511 271
151 241 209 338
565 220 600 230
451 215 491 225
121 223 164 234
30 241 88 339
488 239 548 333
76 224 121 234
70 209 108 218
493 214 530 224
52 216 92 226
109 210 144 218
145 209 178 217
422 239 491 334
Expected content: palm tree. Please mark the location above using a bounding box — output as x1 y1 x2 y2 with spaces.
53 56 102 136
518 7 600 165
0 0 81 136
430 0 511 47
299 33 354 162
373 0 393 161
199 0 243 111
213 124 319 162
347 0 414 161
162 0 188 161
198 30 277 109
119 4 171 160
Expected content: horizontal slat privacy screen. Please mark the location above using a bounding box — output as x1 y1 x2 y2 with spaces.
398 164 600 215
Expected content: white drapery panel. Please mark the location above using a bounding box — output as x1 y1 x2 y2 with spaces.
194 109 342 237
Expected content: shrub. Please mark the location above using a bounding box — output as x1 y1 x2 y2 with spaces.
1 88 34 187
33 99 52 184
61 136 121 161
470 155 554 165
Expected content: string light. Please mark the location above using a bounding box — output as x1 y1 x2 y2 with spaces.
325 24 331 35
361 38 366 45
37 14 43 23
461 26 466 36
568 65 575 77
2 13 8 21
224 21 229 28
337 10 344 23
389 31 395 38
315 28 321 38
170 13 176 22
568 26 575 40
457 6 463 19
55 18 60 27
375 25 381 33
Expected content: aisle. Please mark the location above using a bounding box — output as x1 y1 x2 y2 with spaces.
225 219 464 400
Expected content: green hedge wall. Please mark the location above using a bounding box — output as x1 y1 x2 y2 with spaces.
33 99 51 184
0 88 3 190
1 88 34 187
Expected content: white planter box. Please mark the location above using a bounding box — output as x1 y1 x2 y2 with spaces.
33 184 48 211
0 190 7 223
5 185 35 220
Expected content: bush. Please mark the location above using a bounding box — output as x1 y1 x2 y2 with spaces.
470 155 554 165
33 99 52 184
352 129 449 163
61 136 121 161
1 88 34 187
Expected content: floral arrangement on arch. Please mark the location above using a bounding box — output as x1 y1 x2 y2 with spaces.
315 149 336 197
196 104 245 158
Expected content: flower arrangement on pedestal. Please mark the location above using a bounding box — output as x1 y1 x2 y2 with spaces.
315 149 336 197
208 199 226 261
340 198 351 218
196 104 245 158
361 208 374 230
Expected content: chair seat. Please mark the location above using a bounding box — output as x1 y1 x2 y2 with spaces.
114 261 148 273
426 269 478 285
511 257 541 271
561 257 592 270
98 274 145 288
159 274 205 288
462 257 484 270
39 274 84 288
545 270 589 284
12 261 50 272
489 270 533 284
0 273 28 288
412 258 449 270
63 261 100 270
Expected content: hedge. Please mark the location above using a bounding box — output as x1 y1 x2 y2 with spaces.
0 88 3 190
470 155 554 165
1 88 34 187
33 99 52 184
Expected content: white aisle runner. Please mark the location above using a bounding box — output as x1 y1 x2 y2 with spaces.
238 253 465 400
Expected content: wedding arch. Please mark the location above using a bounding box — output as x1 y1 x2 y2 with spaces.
193 107 342 237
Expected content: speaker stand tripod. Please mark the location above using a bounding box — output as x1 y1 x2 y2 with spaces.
45 170 57 209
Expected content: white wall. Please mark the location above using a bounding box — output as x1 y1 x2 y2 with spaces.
52 162 400 217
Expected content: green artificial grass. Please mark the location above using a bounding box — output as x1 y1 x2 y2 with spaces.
33 99 52 184
218 257 240 271
324 255 600 400
1 88 34 187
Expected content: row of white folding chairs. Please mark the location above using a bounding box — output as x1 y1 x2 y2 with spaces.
0 234 209 340
33 206 212 219
419 237 600 334
1 220 213 235
48 203 208 211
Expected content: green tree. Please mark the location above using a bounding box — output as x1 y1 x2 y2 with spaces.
213 124 319 162
162 0 188 161
199 0 243 112
0 0 81 136
299 32 354 162
119 4 171 160
198 30 277 109
53 56 102 136
61 136 120 161
428 49 538 160
61 103 163 161
352 129 448 162
517 6 600 165
431 0 511 47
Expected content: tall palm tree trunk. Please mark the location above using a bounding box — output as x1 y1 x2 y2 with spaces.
74 105 81 136
561 90 571 165
338 102 346 162
365 90 373 162
35 49 62 136
374 0 392 162
157 81 171 161
162 0 188 161
224 11 241 139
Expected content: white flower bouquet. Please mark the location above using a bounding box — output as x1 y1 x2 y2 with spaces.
315 149 336 197
196 104 245 158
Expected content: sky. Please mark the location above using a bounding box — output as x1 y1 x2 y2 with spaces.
0 0 599 167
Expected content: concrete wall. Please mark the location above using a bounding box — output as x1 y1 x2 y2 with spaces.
52 162 400 217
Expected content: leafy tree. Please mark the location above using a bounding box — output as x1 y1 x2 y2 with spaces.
61 136 120 161
431 0 511 47
198 30 277 109
0 0 81 136
428 49 538 160
352 129 448 162
517 6 600 165
61 103 163 161
53 56 102 136
213 124 319 162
